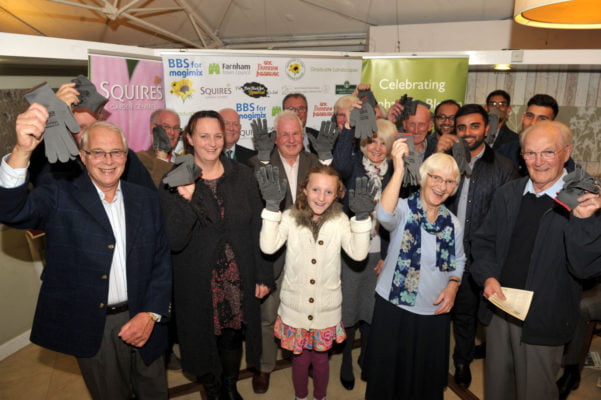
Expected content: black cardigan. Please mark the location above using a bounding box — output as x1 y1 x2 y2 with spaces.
159 155 272 377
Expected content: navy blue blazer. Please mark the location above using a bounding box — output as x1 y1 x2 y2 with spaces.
0 173 172 364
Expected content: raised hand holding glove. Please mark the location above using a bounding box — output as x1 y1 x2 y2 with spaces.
24 83 80 164
485 108 502 146
452 137 472 176
71 75 108 115
308 120 338 161
399 94 430 120
251 118 275 162
401 135 421 187
348 176 377 220
555 167 600 211
152 125 172 154
349 105 377 140
255 165 287 212
162 154 201 188
357 89 378 108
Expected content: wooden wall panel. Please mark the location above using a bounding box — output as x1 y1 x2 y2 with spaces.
465 69 601 174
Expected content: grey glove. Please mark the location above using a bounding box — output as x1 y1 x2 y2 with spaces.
357 89 378 108
399 135 421 187
452 137 472 176
348 176 377 220
485 108 502 146
255 165 287 212
349 105 377 140
71 75 108 115
399 94 431 120
251 118 275 162
24 83 80 164
555 167 600 211
162 154 201 188
308 120 338 161
152 125 172 154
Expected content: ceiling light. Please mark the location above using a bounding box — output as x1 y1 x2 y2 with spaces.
514 0 601 29
494 64 512 70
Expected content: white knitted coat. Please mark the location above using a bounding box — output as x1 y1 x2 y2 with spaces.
260 208 371 330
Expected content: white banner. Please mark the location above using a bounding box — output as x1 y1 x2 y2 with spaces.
161 53 362 148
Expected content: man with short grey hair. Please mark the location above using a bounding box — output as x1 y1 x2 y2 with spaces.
138 109 181 187
0 103 172 400
471 120 601 400
220 107 257 166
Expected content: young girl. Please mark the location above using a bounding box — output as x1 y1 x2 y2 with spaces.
256 164 375 400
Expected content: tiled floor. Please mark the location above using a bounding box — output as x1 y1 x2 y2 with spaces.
1 336 600 400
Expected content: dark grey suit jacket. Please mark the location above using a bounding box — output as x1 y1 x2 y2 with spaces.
231 144 257 167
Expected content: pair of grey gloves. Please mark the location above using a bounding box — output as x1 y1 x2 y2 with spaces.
255 165 377 220
555 167 600 211
251 118 338 162
24 76 108 164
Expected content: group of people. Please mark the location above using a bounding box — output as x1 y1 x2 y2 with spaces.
2 81 601 400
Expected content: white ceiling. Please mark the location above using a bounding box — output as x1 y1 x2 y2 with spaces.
0 0 516 51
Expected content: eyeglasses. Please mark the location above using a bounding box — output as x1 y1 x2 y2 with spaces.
159 124 182 133
487 101 508 108
435 114 455 122
83 149 128 160
224 121 241 128
427 173 457 187
285 106 307 113
521 147 566 161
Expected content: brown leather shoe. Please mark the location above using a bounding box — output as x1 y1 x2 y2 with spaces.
252 371 270 394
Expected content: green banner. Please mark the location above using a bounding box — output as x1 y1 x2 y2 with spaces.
361 58 469 112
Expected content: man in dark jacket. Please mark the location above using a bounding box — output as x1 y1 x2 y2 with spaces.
485 89 519 149
220 107 257 166
445 104 518 389
0 104 172 400
471 120 601 400
497 94 560 176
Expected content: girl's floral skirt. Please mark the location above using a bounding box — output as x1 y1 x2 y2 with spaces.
274 315 346 354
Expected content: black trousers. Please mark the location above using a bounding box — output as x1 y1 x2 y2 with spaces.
451 271 480 366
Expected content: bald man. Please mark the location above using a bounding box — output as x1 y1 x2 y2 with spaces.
220 108 257 166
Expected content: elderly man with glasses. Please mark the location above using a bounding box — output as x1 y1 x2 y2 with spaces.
471 120 601 400
0 104 172 400
137 108 183 187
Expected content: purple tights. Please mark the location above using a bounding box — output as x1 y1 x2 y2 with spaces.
292 350 329 399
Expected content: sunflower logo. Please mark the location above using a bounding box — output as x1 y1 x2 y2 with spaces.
288 63 301 75
285 59 305 80
170 78 195 102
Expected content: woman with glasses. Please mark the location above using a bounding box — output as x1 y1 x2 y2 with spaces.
159 110 272 400
364 147 465 400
